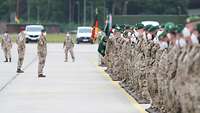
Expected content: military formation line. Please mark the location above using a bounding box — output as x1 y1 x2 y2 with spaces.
98 16 200 113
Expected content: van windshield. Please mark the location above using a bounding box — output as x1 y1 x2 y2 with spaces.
78 28 91 33
26 27 43 32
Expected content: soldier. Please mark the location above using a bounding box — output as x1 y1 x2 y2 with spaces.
183 16 200 38
189 23 200 45
134 23 145 39
1 31 12 62
158 31 169 49
175 24 187 48
63 32 75 62
197 23 200 37
37 29 47 78
16 28 26 73
97 30 106 66
146 26 159 42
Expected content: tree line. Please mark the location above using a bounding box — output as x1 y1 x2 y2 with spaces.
0 0 190 25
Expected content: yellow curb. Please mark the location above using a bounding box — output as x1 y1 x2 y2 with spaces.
94 62 148 113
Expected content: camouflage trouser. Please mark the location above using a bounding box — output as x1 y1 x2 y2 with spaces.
98 54 105 65
3 47 11 59
65 47 75 61
17 48 25 69
148 67 159 108
38 53 47 75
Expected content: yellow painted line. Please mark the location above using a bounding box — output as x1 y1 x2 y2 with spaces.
93 61 148 113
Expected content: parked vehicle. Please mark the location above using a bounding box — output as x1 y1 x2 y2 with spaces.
25 25 44 43
76 27 93 44
141 21 160 26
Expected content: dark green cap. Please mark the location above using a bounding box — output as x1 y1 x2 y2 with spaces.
164 22 176 33
176 24 184 33
148 26 159 32
130 25 135 30
186 16 200 23
160 24 165 29
120 25 125 30
114 24 121 32
158 31 167 40
197 23 200 32
144 25 153 31
125 25 131 30
135 23 144 30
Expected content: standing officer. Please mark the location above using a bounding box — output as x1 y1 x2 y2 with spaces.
16 27 26 73
37 29 47 78
63 32 75 62
1 31 12 62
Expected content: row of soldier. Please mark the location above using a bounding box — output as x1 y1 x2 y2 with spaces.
98 16 200 113
1 28 75 77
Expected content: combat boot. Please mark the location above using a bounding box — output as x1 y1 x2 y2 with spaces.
9 58 11 62
4 58 8 62
17 69 24 73
38 74 46 78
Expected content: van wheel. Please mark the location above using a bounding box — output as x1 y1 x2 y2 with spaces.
26 40 29 43
77 41 80 44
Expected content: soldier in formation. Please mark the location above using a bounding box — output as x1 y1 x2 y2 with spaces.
98 16 200 113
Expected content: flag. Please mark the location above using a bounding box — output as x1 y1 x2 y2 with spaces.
98 36 107 56
91 8 99 42
104 14 112 37
97 14 112 56
15 16 20 24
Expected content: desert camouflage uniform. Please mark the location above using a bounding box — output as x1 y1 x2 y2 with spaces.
16 32 26 70
104 35 115 74
63 35 75 62
146 44 162 112
157 48 169 112
165 46 181 113
37 34 47 75
1 33 12 61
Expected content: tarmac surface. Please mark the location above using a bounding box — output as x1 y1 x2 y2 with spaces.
0 43 149 113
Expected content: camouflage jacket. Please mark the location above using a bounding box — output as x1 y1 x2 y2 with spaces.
63 36 74 49
37 35 47 56
16 32 26 49
1 34 12 49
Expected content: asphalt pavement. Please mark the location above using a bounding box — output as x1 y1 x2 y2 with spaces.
0 43 149 113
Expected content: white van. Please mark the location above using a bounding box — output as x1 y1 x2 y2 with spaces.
76 26 92 44
141 21 160 26
25 25 44 43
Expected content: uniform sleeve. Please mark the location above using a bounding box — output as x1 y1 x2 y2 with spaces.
63 38 66 47
38 36 44 46
71 38 74 45
1 38 3 48
16 34 19 45
9 35 12 47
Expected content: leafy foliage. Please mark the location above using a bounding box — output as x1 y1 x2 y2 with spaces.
0 0 190 24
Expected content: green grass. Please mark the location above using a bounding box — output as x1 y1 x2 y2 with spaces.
46 33 66 43
0 33 76 43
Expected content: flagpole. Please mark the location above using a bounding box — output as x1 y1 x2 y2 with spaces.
69 0 72 24
27 0 30 23
83 0 86 26
76 1 80 25
16 0 19 19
